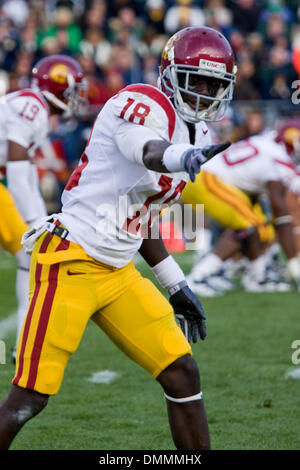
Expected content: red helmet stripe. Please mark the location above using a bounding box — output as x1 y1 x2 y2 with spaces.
120 84 176 140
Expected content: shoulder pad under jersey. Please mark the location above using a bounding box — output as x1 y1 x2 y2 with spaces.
6 89 49 139
111 84 177 142
7 89 49 115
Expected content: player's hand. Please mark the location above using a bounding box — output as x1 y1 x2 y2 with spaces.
169 285 207 343
183 141 231 182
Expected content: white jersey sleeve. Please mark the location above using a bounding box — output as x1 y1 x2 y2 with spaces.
112 84 213 166
115 121 162 166
111 84 176 140
272 145 300 189
6 89 49 152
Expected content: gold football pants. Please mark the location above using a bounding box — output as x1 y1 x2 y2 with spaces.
0 182 28 254
13 230 191 395
182 171 274 242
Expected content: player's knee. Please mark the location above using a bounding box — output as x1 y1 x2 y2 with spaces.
6 386 49 427
157 354 200 395
16 393 48 425
172 354 199 379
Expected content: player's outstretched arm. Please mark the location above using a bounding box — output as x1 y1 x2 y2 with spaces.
143 139 231 182
138 227 169 267
142 140 171 173
6 140 47 226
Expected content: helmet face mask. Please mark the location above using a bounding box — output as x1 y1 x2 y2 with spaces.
61 75 88 119
31 55 88 119
158 26 237 123
161 63 235 123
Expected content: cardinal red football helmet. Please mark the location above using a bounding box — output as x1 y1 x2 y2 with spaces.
158 26 237 123
31 55 87 118
275 120 300 166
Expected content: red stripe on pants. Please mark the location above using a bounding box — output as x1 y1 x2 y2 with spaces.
13 232 54 386
26 238 70 390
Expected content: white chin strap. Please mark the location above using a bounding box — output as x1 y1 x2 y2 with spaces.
42 90 74 120
41 90 68 111
164 391 203 403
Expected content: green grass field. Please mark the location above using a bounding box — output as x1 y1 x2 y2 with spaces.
0 249 299 450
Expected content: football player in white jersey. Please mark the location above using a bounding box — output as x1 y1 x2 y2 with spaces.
275 119 300 252
0 27 236 450
0 55 87 359
183 129 300 294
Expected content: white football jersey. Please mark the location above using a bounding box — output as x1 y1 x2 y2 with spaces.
60 84 211 267
0 88 50 174
203 132 299 194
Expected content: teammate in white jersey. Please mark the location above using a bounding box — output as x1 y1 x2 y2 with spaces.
0 27 236 450
0 85 49 354
203 131 300 194
0 55 87 358
183 131 300 294
275 119 300 251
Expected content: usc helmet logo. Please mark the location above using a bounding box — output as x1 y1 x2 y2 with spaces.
284 127 300 144
162 35 178 60
49 64 69 84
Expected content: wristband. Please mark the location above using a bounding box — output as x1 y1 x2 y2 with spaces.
162 143 195 172
168 280 188 296
273 215 293 226
6 160 47 223
151 255 186 291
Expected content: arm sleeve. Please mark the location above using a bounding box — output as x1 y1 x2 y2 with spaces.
6 160 47 224
263 141 290 182
115 120 164 166
6 115 34 148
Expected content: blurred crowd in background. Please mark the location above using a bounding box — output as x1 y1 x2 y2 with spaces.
0 0 299 210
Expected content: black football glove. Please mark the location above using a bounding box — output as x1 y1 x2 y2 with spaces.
169 284 207 343
184 141 232 182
